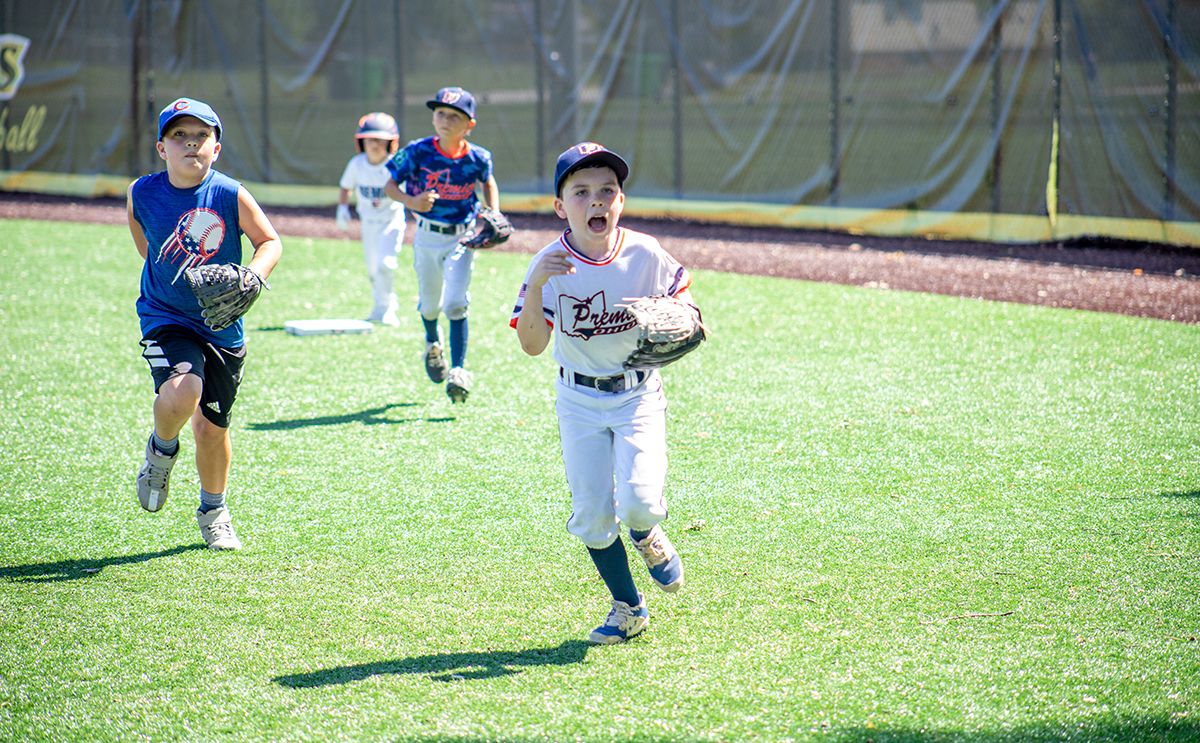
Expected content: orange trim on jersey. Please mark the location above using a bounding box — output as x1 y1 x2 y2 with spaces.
559 227 626 266
508 315 554 329
433 137 470 159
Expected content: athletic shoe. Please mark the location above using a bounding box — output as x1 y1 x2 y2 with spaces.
589 594 650 644
196 507 243 551
136 434 178 513
631 526 684 592
424 341 448 383
446 367 473 404
368 304 401 327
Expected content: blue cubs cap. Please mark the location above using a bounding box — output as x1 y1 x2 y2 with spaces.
158 98 222 141
426 87 476 119
554 142 629 197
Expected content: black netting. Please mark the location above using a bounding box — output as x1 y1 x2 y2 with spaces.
1 0 1195 221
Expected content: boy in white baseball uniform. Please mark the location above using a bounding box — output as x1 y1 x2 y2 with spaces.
512 143 691 644
337 112 405 327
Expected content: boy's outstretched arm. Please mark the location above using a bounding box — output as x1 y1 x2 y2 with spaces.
237 187 282 280
516 250 575 356
482 175 499 211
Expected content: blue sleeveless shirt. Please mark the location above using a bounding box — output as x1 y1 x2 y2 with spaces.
132 169 246 347
385 136 493 225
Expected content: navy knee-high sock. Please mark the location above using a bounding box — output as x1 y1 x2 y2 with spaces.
422 318 440 344
587 539 640 607
449 317 468 368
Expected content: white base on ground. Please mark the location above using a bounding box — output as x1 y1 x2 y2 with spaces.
284 319 375 336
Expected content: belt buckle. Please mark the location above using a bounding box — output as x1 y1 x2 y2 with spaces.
596 374 625 393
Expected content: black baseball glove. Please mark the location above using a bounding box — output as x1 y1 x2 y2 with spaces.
184 263 271 331
621 295 708 370
461 207 514 250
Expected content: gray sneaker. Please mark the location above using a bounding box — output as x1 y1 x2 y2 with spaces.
446 367 474 403
196 507 242 551
136 434 178 512
424 341 449 383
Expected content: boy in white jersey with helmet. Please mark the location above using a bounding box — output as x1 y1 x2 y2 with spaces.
512 143 693 644
337 112 405 326
384 87 501 403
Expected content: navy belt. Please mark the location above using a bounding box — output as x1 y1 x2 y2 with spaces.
560 367 646 393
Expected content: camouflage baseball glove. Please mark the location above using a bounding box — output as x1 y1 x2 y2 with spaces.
184 263 271 332
461 207 513 250
621 295 708 370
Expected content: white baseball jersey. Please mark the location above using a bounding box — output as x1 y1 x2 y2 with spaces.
511 227 691 378
339 153 403 223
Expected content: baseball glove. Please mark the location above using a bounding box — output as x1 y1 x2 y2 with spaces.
460 207 513 250
621 295 708 370
184 263 271 332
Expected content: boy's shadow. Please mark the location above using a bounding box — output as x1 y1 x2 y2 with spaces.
247 403 454 431
0 544 206 583
274 639 591 687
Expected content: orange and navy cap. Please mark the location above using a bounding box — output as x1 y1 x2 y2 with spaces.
426 87 476 119
554 142 629 197
158 98 222 141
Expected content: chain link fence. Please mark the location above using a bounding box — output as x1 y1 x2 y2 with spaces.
0 0 1195 222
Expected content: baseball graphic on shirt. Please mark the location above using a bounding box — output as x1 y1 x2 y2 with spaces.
159 208 226 283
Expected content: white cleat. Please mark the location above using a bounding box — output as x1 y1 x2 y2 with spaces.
446 367 474 403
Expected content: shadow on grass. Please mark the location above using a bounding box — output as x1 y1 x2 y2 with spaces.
274 639 590 688
1161 489 1200 520
247 403 454 431
823 719 1199 743
1161 490 1200 500
0 544 206 583
361 718 1198 743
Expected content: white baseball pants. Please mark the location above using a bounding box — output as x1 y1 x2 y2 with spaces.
556 372 669 550
361 217 404 316
412 220 475 321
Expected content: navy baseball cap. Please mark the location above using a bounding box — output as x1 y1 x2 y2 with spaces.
426 87 476 119
158 98 222 141
554 142 629 197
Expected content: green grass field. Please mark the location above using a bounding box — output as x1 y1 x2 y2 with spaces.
1 219 1198 742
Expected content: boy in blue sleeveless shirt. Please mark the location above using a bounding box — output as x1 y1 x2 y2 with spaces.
383 87 501 404
127 98 282 550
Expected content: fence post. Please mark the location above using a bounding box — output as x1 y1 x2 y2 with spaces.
130 0 145 177
549 0 579 154
1047 0 1061 227
394 0 407 145
258 0 270 183
829 0 840 205
990 4 1003 214
0 0 5 172
671 0 683 197
534 0 546 191
1163 0 1177 221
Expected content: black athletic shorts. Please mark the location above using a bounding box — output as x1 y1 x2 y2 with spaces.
140 325 246 428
